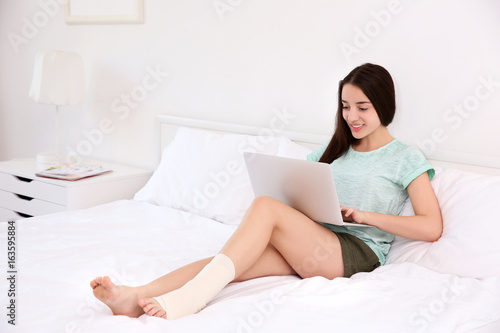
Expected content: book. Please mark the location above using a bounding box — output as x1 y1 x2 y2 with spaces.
35 164 112 181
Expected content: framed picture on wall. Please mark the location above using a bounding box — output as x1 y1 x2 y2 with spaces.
65 0 144 24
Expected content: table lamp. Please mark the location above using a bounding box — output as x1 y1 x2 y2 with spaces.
29 50 85 170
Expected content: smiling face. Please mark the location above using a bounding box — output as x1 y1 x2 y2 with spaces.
341 83 384 142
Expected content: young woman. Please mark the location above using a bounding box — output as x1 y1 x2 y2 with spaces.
90 63 443 320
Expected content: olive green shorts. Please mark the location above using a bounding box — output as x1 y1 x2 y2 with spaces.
335 232 381 278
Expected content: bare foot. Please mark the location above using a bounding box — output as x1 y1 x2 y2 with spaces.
138 297 167 319
90 276 144 318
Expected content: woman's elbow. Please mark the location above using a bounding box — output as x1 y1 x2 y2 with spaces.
425 216 443 242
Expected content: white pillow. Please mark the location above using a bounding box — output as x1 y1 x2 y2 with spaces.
277 139 312 159
135 127 312 225
386 167 500 278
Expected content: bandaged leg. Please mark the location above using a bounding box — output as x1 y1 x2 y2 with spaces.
154 253 235 320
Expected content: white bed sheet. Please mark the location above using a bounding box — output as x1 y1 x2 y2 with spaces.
1 200 499 333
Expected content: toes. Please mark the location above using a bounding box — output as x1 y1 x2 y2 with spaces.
137 298 147 307
101 276 116 291
155 310 167 319
139 298 167 319
152 308 166 318
147 306 159 316
148 306 166 318
140 299 156 313
91 276 117 299
90 277 102 289
142 303 154 313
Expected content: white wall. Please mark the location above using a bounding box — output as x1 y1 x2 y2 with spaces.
1 0 499 169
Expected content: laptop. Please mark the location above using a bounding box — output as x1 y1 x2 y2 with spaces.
243 152 371 227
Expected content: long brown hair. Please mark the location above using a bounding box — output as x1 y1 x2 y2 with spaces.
319 63 396 164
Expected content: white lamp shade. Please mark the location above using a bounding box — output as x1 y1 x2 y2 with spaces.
29 50 85 105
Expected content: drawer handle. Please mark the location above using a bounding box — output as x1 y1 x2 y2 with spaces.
15 194 34 201
14 176 33 183
16 212 33 218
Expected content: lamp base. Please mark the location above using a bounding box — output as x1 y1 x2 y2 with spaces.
36 151 67 171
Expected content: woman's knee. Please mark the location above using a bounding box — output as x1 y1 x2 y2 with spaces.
249 196 283 216
251 196 281 208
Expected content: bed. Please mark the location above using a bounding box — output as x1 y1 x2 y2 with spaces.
2 114 500 333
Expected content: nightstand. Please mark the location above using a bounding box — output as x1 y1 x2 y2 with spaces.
0 159 153 221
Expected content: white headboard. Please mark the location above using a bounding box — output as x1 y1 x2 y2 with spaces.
155 114 500 176
154 114 330 154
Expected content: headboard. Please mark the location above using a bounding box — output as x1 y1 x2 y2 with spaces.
154 114 330 154
155 114 500 176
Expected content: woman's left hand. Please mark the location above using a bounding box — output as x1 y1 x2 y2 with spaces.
340 206 368 224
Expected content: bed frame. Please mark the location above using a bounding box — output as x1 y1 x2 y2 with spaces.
155 114 500 177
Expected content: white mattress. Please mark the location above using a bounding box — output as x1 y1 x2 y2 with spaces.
1 200 499 332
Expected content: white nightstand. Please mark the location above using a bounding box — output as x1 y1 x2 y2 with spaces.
0 159 153 221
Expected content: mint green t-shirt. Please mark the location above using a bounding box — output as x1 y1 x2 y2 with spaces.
307 139 434 265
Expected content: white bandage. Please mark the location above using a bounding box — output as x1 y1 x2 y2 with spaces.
154 253 235 320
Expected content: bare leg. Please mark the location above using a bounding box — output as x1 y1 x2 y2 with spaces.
91 243 295 317
92 196 343 318
138 196 344 318
90 258 211 317
221 196 344 279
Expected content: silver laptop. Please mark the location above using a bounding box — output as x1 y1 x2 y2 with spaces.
243 152 371 227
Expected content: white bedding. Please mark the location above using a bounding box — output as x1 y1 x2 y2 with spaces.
2 199 500 333
2 125 500 332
